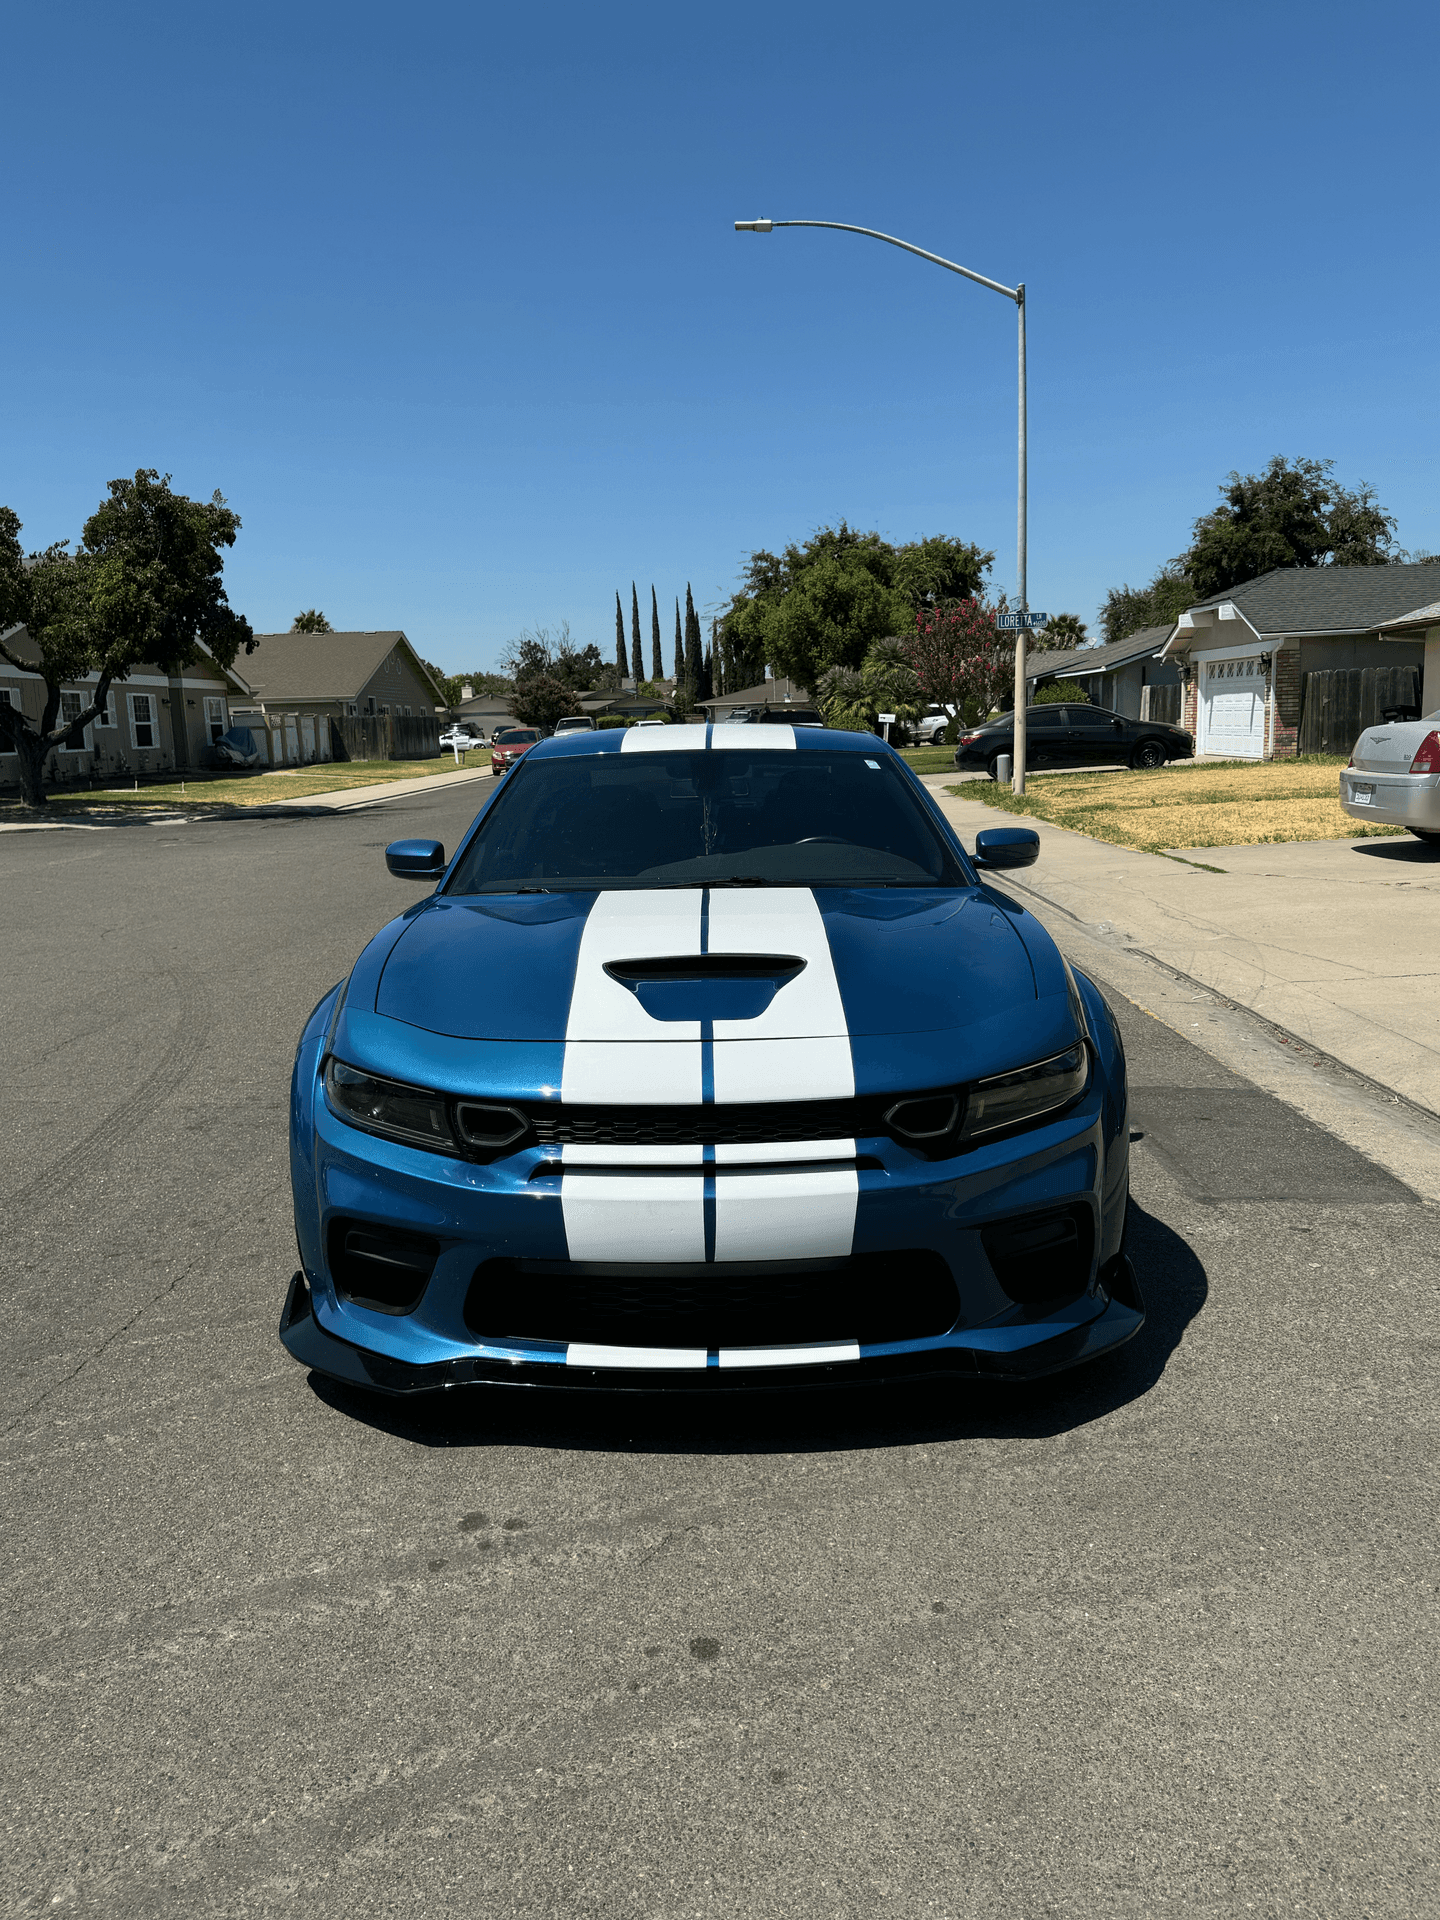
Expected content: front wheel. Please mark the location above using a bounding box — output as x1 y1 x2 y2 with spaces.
1406 827 1440 843
1130 739 1167 770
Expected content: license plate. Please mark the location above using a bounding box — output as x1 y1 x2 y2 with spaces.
1351 784 1374 803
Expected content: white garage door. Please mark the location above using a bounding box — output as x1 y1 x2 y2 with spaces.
1201 656 1265 758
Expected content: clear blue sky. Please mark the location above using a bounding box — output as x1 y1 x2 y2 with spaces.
5 0 1436 674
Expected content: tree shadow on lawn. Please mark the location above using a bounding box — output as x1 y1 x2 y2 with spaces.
309 1200 1206 1456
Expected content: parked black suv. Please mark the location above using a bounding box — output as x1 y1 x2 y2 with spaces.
953 703 1194 778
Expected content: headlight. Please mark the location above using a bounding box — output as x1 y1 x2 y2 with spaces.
324 1058 459 1156
958 1043 1089 1142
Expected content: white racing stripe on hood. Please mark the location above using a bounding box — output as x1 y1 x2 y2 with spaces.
561 890 703 1106
708 888 854 1102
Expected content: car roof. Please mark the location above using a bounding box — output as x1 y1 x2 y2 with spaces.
524 721 878 762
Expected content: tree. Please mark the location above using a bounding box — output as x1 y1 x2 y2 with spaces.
615 592 627 677
502 623 603 693
291 609 332 632
1099 565 1196 644
673 598 683 682
717 521 994 693
507 673 581 732
904 598 1015 724
1101 456 1404 640
1039 613 1087 649
629 584 643 682
816 639 923 735
683 584 702 698
1187 456 1398 598
650 585 663 681
0 474 253 808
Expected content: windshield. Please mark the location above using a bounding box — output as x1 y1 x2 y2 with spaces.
444 747 969 892
495 729 538 744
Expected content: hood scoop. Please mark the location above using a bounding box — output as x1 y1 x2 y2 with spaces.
604 953 806 1023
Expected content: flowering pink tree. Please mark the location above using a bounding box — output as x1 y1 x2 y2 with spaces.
904 599 1015 724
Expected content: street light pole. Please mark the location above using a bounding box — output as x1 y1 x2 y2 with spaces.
736 217 1030 793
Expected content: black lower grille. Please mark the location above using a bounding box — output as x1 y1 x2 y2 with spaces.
529 1098 869 1148
464 1251 959 1347
980 1204 1094 1305
328 1218 439 1316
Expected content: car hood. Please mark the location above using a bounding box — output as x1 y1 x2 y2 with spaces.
365 886 1046 1041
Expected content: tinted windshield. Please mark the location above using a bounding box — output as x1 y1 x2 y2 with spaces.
445 747 968 893
495 729 538 744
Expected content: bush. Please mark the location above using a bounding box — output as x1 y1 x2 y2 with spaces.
597 714 633 730
1033 681 1072 704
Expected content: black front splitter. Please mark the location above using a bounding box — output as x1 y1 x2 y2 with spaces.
278 1264 1144 1399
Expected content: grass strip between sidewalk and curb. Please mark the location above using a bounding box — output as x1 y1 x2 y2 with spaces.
1 754 492 817
945 757 1407 854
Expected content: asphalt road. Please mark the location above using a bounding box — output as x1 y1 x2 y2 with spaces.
3 787 1437 1919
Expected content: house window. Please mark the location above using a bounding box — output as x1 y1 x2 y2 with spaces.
0 686 18 750
204 696 226 743
346 702 358 717
92 690 115 727
130 692 157 749
378 703 391 716
402 705 412 717
60 691 87 747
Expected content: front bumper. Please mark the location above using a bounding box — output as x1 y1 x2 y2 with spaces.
279 1260 1144 1395
1340 768 1440 830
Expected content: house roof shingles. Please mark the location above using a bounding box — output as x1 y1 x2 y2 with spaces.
240 630 442 703
1025 626 1171 682
1185 563 1440 637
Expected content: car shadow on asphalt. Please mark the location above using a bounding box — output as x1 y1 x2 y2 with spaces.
308 1200 1206 1455
1349 837 1440 862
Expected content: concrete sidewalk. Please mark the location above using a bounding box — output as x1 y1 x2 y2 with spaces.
930 782 1440 1117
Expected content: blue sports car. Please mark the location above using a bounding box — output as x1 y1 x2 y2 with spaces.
280 724 1142 1395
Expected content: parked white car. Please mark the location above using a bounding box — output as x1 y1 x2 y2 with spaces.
1340 714 1440 842
912 707 953 745
553 715 597 735
439 726 483 755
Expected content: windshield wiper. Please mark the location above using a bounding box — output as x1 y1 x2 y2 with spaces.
652 876 769 888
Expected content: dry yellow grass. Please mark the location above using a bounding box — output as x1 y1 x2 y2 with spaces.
949 758 1405 853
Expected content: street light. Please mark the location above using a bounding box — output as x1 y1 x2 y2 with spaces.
735 217 1034 793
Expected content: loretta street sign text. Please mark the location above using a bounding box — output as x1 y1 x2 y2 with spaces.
997 612 1048 630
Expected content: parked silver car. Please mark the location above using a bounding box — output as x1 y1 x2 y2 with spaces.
1340 715 1440 842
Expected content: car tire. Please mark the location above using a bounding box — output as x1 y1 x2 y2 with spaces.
1130 739 1167 770
1406 828 1440 843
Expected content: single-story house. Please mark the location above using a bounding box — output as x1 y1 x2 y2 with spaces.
453 691 516 736
1161 564 1440 759
699 675 811 720
1025 627 1179 720
0 624 255 785
234 630 446 764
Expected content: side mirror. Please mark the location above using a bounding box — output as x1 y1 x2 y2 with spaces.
1113 718 1125 731
386 839 446 880
973 828 1040 871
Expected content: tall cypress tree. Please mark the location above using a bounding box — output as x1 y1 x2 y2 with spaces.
650 586 663 682
615 592 627 678
673 598 684 682
684 583 700 698
630 583 644 682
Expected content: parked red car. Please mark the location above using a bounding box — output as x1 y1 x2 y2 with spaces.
489 727 541 776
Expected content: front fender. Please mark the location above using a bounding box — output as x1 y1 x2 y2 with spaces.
291 982 343 1283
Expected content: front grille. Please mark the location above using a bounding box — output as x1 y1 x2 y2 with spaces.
464 1250 959 1348
529 1098 870 1148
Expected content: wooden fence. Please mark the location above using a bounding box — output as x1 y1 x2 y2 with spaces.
1141 683 1182 725
1297 666 1422 756
329 714 441 762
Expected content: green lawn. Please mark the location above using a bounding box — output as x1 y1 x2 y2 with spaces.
896 744 957 774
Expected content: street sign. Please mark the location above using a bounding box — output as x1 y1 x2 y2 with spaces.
996 611 1048 630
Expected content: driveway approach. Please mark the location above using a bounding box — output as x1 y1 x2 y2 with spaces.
3 790 1437 1919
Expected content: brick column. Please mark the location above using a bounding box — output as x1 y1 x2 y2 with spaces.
1181 665 1199 739
1270 643 1300 759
